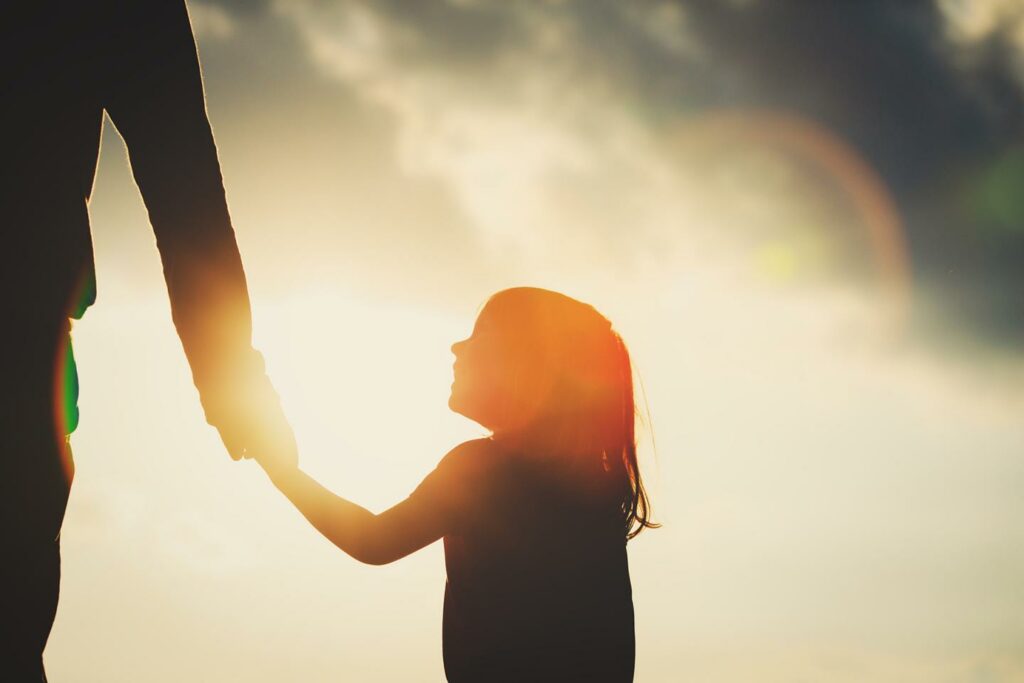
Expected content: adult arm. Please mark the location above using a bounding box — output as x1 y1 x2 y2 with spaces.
101 0 294 463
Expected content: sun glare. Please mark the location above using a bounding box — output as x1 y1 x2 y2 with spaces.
251 289 485 507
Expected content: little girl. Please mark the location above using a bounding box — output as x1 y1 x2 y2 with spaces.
256 287 657 682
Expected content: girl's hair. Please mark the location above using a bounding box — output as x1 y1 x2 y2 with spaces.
483 287 659 539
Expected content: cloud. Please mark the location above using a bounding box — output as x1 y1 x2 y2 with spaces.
269 1 656 256
188 2 236 40
675 0 1024 340
940 0 1024 60
196 0 1024 351
146 1 512 308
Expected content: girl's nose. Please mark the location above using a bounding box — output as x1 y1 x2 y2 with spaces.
451 338 467 356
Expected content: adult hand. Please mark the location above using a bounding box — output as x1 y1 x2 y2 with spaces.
216 381 298 471
199 352 298 469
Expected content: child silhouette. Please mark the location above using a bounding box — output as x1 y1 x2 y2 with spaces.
257 287 657 682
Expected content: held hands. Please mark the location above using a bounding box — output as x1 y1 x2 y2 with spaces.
198 351 298 474
227 388 298 477
247 416 300 482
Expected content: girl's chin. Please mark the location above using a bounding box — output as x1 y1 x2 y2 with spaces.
448 392 470 417
448 395 490 428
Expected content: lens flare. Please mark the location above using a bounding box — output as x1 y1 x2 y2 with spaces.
674 109 912 322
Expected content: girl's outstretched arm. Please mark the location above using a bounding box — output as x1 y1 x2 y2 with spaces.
260 461 448 566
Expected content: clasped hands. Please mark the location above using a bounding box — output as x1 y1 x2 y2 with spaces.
198 355 299 477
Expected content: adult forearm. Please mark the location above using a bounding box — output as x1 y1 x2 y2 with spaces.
133 133 294 461
101 0 295 461
160 228 258 393
115 104 260 406
139 137 269 430
143 129 255 370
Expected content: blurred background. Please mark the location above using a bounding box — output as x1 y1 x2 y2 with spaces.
47 1 1024 681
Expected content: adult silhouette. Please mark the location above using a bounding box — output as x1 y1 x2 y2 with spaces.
0 2 295 679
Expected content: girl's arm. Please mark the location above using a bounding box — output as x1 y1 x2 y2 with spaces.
261 463 448 566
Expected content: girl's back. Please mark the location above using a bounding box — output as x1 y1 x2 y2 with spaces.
412 438 635 682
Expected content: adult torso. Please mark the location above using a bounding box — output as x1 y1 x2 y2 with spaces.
1 2 120 323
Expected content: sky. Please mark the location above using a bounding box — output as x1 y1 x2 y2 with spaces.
45 1 1024 681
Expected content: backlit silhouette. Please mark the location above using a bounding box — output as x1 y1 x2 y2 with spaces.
258 287 657 682
1 3 295 679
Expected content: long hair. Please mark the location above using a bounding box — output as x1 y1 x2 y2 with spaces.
483 287 658 540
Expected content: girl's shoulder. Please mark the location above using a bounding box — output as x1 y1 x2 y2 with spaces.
447 436 497 457
439 437 500 472
412 438 502 510
433 437 529 491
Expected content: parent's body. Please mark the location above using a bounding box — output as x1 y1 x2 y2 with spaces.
0 2 294 678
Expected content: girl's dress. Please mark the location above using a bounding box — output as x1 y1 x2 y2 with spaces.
409 438 635 682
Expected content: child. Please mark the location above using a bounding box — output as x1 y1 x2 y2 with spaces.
256 287 657 682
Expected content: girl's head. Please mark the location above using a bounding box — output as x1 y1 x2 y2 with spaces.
450 287 657 538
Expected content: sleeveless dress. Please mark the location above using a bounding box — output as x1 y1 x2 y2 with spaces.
410 439 636 682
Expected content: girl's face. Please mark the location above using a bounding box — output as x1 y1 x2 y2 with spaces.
449 303 519 431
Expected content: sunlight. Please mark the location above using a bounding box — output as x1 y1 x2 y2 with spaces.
252 288 485 509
